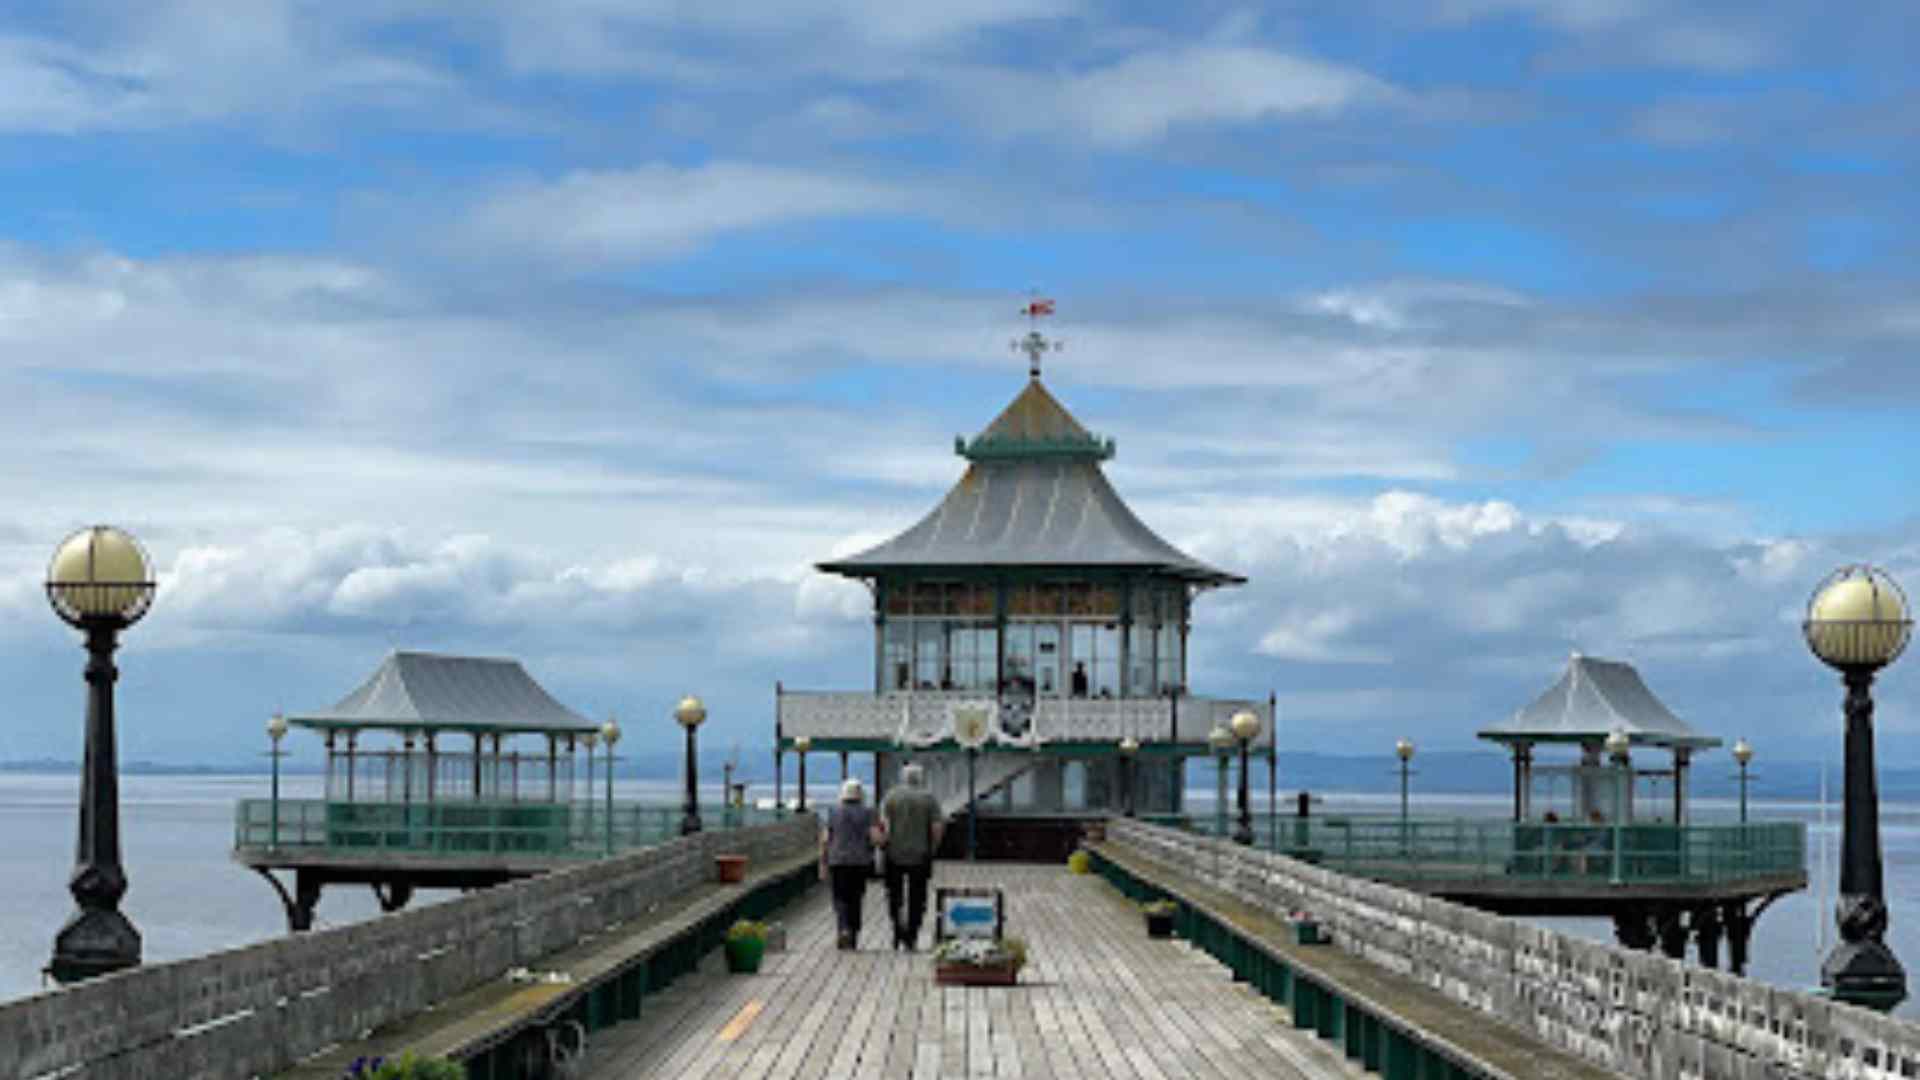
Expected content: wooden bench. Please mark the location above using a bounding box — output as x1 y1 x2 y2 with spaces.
277 851 817 1080
1091 840 1621 1080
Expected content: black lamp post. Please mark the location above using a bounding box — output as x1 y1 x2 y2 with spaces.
266 714 289 850
1804 565 1912 1012
600 717 621 855
1731 738 1753 825
1395 737 1416 855
1231 710 1261 846
1118 736 1139 818
45 525 156 985
675 695 707 835
793 735 811 814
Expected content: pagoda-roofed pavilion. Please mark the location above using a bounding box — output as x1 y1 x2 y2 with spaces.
783 321 1273 851
291 650 603 805
1479 652 1723 825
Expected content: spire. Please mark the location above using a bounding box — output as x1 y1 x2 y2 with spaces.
1012 294 1061 379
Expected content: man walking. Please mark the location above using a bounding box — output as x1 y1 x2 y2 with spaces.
877 762 943 951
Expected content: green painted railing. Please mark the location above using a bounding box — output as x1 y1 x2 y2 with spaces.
233 799 792 858
1190 815 1805 887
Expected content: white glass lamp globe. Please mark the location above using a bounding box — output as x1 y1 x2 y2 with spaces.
1395 737 1415 762
47 525 155 626
1604 727 1631 759
266 713 289 743
1230 709 1262 743
1732 738 1753 768
1804 565 1912 670
1118 736 1140 755
674 695 707 729
1208 724 1233 753
793 735 812 753
601 717 622 747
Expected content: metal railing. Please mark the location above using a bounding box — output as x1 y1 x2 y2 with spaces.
777 689 1274 745
233 799 791 859
1189 815 1806 887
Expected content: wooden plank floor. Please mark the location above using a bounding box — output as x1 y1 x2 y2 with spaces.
578 864 1366 1079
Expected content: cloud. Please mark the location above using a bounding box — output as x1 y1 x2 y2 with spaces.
948 45 1403 147
455 163 913 264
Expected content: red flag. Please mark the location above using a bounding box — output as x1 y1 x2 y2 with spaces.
1024 299 1055 317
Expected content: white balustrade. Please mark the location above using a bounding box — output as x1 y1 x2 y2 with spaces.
775 690 1273 747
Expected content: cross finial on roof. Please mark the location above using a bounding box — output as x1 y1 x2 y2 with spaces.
1011 293 1062 379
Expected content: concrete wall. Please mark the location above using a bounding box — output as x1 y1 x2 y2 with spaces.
0 817 815 1080
1110 819 1920 1080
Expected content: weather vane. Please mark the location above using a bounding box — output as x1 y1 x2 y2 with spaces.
1011 293 1062 379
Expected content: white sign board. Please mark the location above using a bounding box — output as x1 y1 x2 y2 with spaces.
936 887 1003 941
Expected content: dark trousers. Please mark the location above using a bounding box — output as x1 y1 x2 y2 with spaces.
884 859 932 944
829 865 869 942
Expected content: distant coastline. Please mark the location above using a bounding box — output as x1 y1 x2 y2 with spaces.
7 749 1919 802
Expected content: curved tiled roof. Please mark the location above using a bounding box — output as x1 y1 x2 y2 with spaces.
289 651 597 735
820 377 1241 585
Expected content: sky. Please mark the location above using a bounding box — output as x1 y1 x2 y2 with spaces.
0 0 1916 771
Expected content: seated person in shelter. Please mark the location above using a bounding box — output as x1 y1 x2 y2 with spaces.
1070 662 1089 697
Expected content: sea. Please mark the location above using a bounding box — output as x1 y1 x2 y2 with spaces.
2 775 1918 1021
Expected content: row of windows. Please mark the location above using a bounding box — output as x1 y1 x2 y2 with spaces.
881 581 1188 621
881 618 1183 695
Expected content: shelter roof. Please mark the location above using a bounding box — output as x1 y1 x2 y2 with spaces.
288 651 597 736
819 379 1240 585
1478 653 1721 750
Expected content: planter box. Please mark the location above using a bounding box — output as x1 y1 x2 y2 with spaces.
935 963 1019 987
725 936 765 973
715 854 748 883
1144 912 1176 939
1290 920 1326 946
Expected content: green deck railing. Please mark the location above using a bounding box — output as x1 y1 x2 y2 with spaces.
1190 816 1805 888
233 798 792 858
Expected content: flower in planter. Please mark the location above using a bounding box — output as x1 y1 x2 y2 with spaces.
343 1051 467 1079
726 919 768 943
932 936 1027 973
1141 900 1178 917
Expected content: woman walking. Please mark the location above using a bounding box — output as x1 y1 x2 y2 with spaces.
820 778 880 950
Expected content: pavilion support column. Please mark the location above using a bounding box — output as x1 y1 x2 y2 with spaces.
873 751 886 802
324 731 337 800
1512 743 1533 822
1672 747 1690 824
840 751 849 782
345 732 357 802
401 735 415 804
547 736 558 802
472 733 483 799
426 733 437 805
1118 578 1133 699
1694 905 1723 969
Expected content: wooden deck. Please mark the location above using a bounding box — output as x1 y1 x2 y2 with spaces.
577 863 1366 1079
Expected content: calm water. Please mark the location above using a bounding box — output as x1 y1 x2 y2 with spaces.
4 777 1918 1020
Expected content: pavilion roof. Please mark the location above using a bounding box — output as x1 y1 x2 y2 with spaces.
1478 653 1721 750
818 377 1242 585
288 651 597 736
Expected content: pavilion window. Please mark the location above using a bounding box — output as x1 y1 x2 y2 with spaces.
914 620 945 690
885 621 913 690
1156 613 1182 692
1003 621 1035 692
1034 622 1061 693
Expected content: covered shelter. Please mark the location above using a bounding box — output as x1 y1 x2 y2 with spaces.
289 650 603 805
1479 653 1722 824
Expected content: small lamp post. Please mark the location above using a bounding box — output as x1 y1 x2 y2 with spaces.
45 524 156 984
722 757 735 830
600 716 621 855
675 695 707 835
793 735 812 814
1231 710 1261 846
1118 736 1140 819
1395 737 1416 855
1804 564 1912 1011
1731 738 1754 825
1605 726 1630 885
1208 724 1233 838
266 714 289 850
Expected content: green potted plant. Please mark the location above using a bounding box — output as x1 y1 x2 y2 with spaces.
1141 899 1178 938
932 936 1027 986
725 919 768 973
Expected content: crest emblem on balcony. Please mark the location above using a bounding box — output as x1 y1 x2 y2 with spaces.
951 702 994 748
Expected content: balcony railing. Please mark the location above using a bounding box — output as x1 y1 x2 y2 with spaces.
233 799 790 859
776 689 1273 747
1191 815 1806 889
